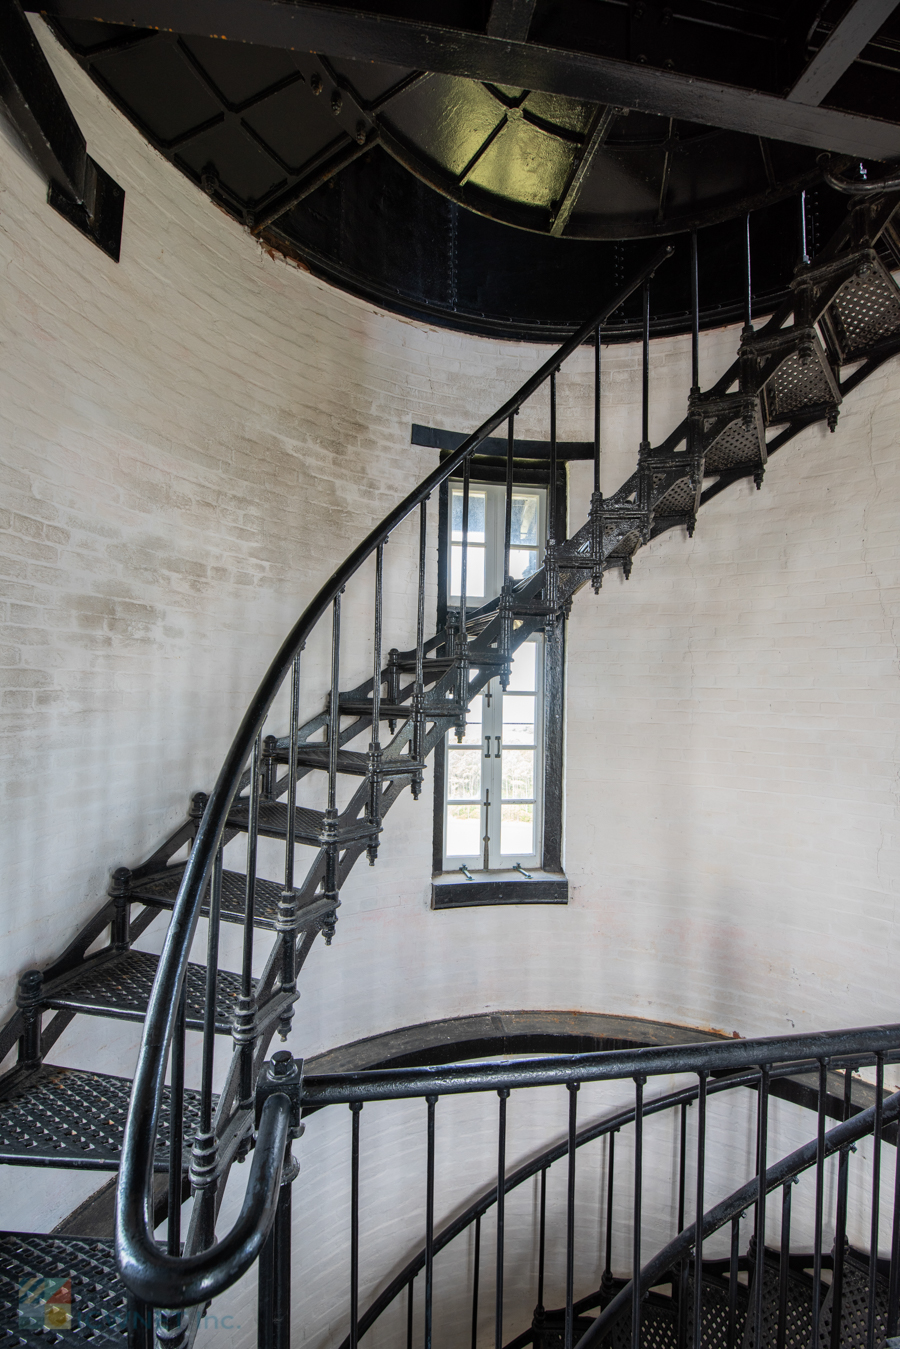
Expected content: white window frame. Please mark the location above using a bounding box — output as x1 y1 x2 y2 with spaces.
442 481 546 872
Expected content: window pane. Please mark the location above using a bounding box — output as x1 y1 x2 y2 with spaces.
511 495 538 546
502 694 535 744
448 748 481 801
501 803 533 856
507 643 536 692
451 490 486 542
456 695 482 746
447 803 481 856
509 548 538 581
451 543 485 597
502 748 534 800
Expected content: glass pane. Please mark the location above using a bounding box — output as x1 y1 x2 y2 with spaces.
451 490 486 542
509 548 538 581
447 803 481 856
502 748 534 800
502 694 535 744
501 803 533 856
448 748 481 801
511 495 539 546
456 695 482 746
451 543 485 597
507 643 536 692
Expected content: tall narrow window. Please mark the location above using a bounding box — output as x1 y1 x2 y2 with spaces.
443 481 545 872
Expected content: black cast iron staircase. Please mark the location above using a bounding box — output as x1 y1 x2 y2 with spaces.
3 188 900 1346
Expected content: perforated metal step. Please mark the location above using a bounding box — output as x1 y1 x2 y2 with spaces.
227 799 380 848
0 1232 129 1345
742 1253 823 1349
818 1248 889 1349
44 950 249 1034
277 745 421 778
0 1064 212 1170
129 865 283 927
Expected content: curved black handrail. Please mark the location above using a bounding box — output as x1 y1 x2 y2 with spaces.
301 1024 900 1104
576 1089 900 1349
115 243 675 1305
118 1092 291 1307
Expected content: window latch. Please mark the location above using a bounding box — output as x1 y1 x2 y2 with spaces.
484 735 491 759
459 864 474 882
513 862 533 879
495 735 502 758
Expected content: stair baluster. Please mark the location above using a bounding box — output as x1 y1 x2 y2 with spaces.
322 594 343 942
676 1100 689 1349
277 652 301 1034
588 330 603 594
544 368 561 621
694 1070 707 1349
498 414 516 690
565 1081 580 1349
367 546 385 860
753 1064 771 1349
813 1059 829 1348
454 454 471 739
496 1088 510 1349
190 838 222 1251
729 1215 741 1349
633 1074 646 1349
867 1054 885 1349
161 979 188 1349
236 731 262 1106
411 501 428 799
831 1068 853 1349
777 1180 792 1349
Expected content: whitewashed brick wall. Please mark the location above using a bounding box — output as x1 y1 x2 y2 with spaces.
2 21 900 1345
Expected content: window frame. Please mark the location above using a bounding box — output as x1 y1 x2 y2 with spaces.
432 457 567 900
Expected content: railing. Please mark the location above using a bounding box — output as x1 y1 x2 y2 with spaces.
302 1026 900 1349
112 185 900 1349
115 242 677 1321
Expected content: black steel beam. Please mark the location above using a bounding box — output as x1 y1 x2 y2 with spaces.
788 0 900 106
486 0 538 41
26 0 900 159
0 0 123 258
550 105 619 237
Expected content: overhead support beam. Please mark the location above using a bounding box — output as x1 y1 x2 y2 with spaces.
486 0 538 42
0 0 123 258
788 0 900 106
27 0 900 160
550 105 620 237
249 132 376 232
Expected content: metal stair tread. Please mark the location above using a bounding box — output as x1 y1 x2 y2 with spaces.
227 799 380 845
0 1063 211 1170
44 950 249 1034
129 866 283 927
0 1231 127 1346
337 698 413 718
283 745 422 777
817 1247 889 1349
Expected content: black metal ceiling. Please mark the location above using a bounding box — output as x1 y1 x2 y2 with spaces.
36 0 900 339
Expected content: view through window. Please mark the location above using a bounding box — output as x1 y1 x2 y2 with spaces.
443 481 545 871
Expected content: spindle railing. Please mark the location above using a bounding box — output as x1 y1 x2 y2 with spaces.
115 242 678 1328
305 1028 900 1349
109 185 900 1349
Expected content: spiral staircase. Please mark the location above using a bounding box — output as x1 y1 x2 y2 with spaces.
3 190 900 1348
